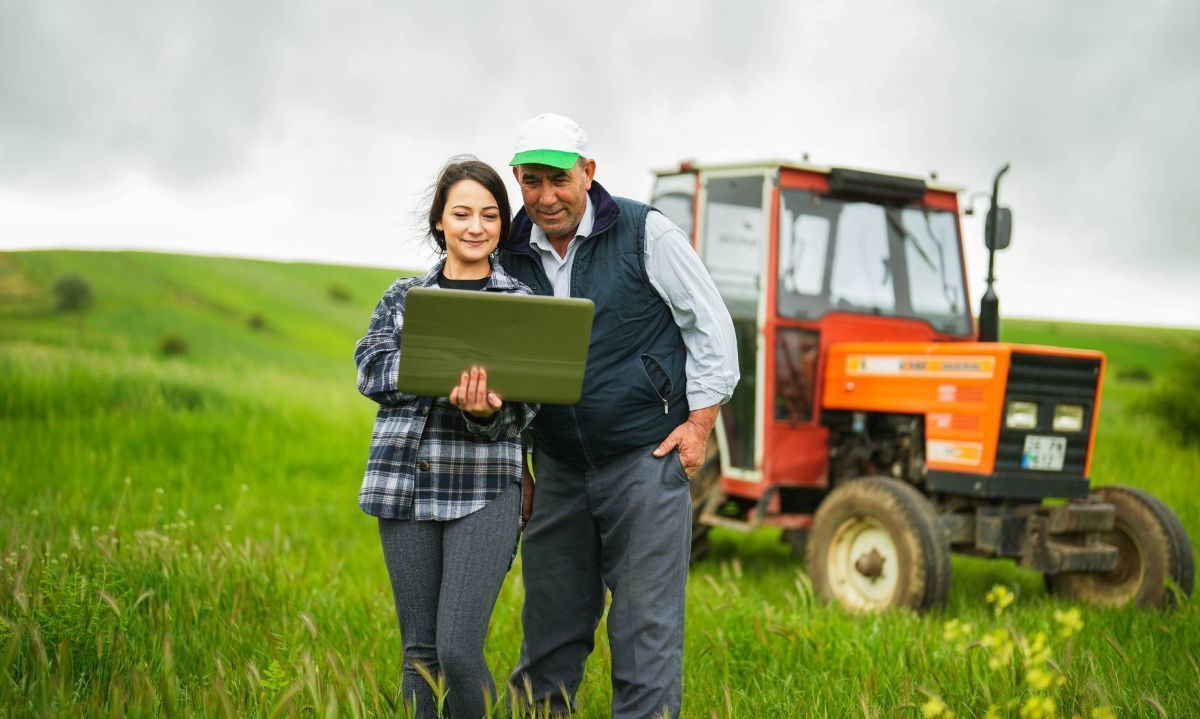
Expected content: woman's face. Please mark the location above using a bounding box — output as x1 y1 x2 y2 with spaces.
437 179 502 277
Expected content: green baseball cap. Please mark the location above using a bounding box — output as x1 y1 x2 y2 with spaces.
510 113 588 169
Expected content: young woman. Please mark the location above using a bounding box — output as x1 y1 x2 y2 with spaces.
354 158 536 718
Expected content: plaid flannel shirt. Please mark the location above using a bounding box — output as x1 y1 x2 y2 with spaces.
355 258 538 521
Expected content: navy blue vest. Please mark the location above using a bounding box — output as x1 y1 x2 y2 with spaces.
499 182 689 468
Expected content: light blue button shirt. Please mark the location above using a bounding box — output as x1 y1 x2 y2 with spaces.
528 195 739 411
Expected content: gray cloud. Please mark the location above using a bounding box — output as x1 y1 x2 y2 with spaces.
1 0 1196 324
0 1 301 188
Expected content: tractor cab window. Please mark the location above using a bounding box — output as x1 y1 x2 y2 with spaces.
899 208 965 326
703 175 765 471
778 189 971 335
780 214 829 296
650 172 696 238
829 203 896 313
702 176 764 319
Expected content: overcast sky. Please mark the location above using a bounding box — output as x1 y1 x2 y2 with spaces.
1 1 1197 327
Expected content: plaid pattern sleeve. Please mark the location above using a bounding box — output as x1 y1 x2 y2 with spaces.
354 276 423 407
356 260 540 521
461 401 539 442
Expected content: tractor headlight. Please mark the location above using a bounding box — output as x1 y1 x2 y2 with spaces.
1005 401 1038 430
1053 404 1085 432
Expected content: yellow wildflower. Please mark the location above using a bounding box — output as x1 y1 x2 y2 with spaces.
1024 631 1053 666
981 628 1014 670
986 584 1016 617
1090 707 1116 719
1026 667 1056 691
943 619 975 652
1054 607 1084 639
922 697 954 719
942 619 961 642
1019 695 1056 719
984 705 1002 719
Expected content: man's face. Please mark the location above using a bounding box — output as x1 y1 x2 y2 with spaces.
514 159 596 242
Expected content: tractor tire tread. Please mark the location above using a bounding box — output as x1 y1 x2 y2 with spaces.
1049 484 1192 608
1101 485 1194 604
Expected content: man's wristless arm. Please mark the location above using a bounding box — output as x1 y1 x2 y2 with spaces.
686 405 719 436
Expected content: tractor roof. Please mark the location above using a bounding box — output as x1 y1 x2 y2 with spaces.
651 158 964 195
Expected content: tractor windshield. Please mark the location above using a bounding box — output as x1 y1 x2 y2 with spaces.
777 189 972 335
650 172 696 239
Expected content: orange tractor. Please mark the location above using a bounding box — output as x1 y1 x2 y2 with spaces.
651 160 1194 611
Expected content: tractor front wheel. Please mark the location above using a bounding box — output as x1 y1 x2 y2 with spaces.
1046 485 1194 608
806 477 950 612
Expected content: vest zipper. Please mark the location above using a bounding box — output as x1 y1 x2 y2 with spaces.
569 405 597 469
640 354 671 415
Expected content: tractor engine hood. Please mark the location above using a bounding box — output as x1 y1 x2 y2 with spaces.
822 341 1105 482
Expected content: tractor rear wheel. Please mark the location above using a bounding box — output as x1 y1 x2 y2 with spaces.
689 435 722 562
1046 485 1194 608
806 477 950 612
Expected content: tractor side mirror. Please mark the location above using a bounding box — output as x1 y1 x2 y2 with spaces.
985 206 1012 251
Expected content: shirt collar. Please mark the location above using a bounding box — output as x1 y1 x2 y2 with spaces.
529 194 594 253
417 256 521 291
416 260 443 287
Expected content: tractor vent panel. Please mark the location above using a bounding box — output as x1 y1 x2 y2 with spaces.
995 352 1102 476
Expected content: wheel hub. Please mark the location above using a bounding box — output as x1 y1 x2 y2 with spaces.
826 516 901 611
855 548 886 579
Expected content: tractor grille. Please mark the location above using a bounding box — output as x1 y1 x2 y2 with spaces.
994 352 1102 476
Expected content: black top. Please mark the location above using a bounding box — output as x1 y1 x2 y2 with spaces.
437 271 489 291
434 268 495 426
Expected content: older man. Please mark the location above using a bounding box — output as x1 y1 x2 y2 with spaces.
499 113 738 718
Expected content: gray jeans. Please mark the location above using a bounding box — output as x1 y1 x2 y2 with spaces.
379 482 521 719
511 443 691 719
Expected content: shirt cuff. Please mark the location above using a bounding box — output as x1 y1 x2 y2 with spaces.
461 409 497 431
687 385 734 411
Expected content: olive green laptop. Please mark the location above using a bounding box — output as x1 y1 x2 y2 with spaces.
396 287 595 404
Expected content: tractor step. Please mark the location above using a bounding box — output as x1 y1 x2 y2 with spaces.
698 512 759 533
698 486 774 532
698 486 812 532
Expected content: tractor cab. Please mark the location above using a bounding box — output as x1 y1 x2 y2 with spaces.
653 161 973 491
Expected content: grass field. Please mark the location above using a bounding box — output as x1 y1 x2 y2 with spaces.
2 250 1198 717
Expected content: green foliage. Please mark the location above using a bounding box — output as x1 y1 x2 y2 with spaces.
247 313 267 331
1114 364 1153 384
1141 342 1200 445
158 333 190 357
54 274 94 312
1 252 1197 717
259 659 290 697
920 588 1110 719
327 283 353 303
1003 317 1200 377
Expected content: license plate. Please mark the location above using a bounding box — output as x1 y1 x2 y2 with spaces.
1021 435 1066 471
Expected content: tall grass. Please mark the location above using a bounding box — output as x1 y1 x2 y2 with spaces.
2 251 1199 716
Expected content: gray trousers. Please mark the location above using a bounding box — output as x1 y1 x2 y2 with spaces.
511 443 691 719
379 482 521 719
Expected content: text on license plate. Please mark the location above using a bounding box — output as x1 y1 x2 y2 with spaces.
1021 435 1066 471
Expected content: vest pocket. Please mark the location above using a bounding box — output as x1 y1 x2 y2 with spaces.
640 353 673 415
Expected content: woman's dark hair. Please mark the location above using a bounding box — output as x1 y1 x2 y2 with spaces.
427 155 511 253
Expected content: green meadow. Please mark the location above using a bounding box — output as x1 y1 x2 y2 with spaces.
1 250 1198 717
